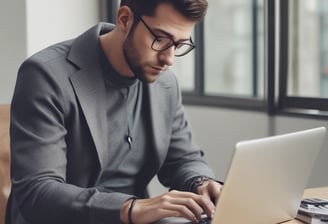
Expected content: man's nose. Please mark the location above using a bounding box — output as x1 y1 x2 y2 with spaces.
159 46 175 66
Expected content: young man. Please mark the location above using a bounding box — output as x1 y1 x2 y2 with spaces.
6 0 223 223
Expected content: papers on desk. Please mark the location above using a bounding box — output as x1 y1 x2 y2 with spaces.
296 198 328 223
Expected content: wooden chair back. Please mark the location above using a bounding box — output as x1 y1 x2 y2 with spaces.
0 104 11 224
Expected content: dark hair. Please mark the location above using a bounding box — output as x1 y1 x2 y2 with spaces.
120 0 208 22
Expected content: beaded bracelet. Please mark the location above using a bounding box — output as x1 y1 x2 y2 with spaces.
128 197 138 224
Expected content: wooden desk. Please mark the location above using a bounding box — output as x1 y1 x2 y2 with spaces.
284 187 328 223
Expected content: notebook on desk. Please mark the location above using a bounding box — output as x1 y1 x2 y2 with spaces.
156 127 326 224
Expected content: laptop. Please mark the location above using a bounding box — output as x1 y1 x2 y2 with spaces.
156 127 326 224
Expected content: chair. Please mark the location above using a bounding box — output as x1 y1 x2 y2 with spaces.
0 104 10 224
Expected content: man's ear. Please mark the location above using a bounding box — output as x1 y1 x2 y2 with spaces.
116 6 134 32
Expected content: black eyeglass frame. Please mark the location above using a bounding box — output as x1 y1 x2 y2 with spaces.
133 11 196 57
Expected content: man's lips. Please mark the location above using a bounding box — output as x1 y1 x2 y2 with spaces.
150 66 165 74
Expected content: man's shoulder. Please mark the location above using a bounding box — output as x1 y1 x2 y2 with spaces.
27 40 73 65
19 39 76 80
23 22 114 66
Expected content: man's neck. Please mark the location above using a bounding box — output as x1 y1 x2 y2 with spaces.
99 30 134 78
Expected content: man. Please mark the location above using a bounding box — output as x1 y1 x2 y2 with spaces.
6 0 223 223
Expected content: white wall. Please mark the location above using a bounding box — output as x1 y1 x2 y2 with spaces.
25 0 100 56
0 0 100 103
0 0 27 103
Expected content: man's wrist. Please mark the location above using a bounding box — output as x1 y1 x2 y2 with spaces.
120 197 137 224
189 176 223 193
190 176 212 193
128 198 138 224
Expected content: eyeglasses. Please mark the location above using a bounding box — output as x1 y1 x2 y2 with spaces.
137 15 195 57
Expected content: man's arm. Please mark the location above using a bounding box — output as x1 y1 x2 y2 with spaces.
10 58 132 224
157 73 217 192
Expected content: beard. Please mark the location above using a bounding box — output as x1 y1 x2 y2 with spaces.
123 28 150 83
122 25 165 83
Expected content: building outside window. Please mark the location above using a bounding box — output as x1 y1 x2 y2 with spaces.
288 0 328 98
173 0 265 100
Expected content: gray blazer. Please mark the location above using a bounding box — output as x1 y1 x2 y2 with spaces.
6 23 215 224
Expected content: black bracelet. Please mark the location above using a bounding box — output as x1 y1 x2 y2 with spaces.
128 198 138 224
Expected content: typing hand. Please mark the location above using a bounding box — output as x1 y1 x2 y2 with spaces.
195 180 223 205
120 190 216 223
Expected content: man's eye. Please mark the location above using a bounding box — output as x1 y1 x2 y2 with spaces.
155 38 165 43
176 43 184 49
156 37 170 43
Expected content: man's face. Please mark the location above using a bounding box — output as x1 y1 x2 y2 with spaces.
123 3 195 83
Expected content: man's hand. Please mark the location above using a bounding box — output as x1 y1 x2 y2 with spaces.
120 190 216 223
195 179 223 205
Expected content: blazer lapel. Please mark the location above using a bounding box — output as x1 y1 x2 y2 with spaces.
67 23 115 169
69 67 108 169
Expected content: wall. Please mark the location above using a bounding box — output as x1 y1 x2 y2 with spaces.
25 0 100 56
0 0 27 103
0 0 100 103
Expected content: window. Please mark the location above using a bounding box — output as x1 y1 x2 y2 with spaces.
204 0 264 98
171 43 195 92
279 0 328 114
174 0 266 110
287 0 328 98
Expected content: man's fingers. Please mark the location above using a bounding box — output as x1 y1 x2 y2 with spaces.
160 203 200 222
131 190 218 223
159 192 206 220
197 190 216 217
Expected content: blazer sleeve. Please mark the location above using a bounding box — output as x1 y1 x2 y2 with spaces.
10 57 132 224
156 73 216 191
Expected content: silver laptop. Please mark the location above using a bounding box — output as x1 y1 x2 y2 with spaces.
156 127 326 224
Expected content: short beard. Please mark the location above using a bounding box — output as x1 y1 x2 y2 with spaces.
122 24 149 83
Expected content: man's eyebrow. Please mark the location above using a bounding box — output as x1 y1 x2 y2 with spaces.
153 28 191 42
